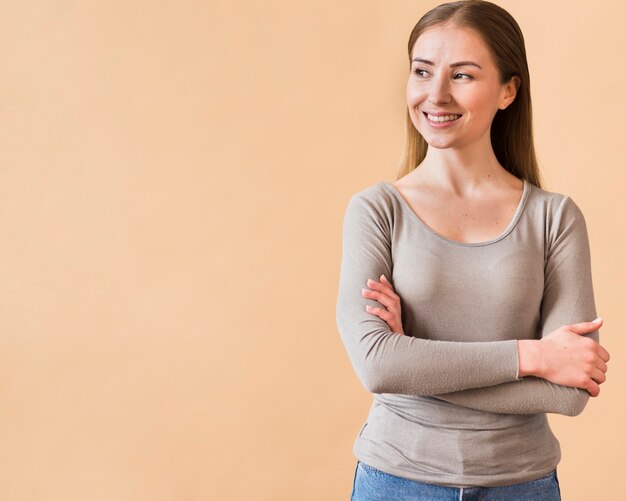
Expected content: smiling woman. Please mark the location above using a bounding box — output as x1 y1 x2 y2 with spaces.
335 1 610 500
407 23 520 153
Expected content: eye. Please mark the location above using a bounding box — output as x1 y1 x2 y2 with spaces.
454 73 473 80
413 68 429 78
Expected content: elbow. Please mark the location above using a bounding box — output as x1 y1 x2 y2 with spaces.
336 316 396 394
356 359 419 395
355 354 402 395
561 389 591 417
357 364 387 394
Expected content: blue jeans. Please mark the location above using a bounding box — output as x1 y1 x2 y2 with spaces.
350 461 561 500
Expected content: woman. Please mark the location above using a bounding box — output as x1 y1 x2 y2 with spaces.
335 1 611 500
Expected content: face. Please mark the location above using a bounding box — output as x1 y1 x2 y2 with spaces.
407 23 519 150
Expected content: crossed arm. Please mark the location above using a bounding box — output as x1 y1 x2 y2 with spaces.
432 195 600 416
336 192 599 417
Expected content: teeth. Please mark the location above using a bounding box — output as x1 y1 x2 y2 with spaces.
426 113 461 123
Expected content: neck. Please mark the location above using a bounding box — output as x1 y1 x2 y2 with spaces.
416 138 514 195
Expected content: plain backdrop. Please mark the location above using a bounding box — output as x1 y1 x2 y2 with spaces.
0 1 623 500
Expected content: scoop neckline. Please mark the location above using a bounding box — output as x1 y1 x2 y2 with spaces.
381 178 530 247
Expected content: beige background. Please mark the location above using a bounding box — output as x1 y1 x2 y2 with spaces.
0 1 623 500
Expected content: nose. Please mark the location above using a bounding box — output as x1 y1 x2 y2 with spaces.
427 74 452 105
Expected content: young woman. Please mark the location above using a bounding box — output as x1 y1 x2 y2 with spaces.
335 1 611 500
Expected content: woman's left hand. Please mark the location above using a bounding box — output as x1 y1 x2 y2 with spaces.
362 274 404 335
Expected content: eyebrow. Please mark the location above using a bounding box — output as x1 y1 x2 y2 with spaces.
411 58 483 70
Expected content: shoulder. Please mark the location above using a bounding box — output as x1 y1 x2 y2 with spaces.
528 182 586 222
340 181 400 236
528 183 589 245
344 181 396 217
528 182 568 207
348 181 392 204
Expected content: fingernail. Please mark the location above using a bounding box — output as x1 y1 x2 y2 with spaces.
592 317 603 323
381 274 387 282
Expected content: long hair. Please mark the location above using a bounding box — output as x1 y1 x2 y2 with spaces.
397 0 544 188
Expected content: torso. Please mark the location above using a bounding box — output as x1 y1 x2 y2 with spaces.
390 175 525 244
349 177 570 487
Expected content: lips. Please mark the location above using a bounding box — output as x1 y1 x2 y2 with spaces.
424 112 463 123
424 111 463 116
423 112 463 124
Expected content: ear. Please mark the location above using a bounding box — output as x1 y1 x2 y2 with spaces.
499 75 521 110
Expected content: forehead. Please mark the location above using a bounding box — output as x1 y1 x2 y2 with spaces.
411 24 492 62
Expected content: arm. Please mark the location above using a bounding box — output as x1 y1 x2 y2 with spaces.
432 195 600 416
335 192 523 396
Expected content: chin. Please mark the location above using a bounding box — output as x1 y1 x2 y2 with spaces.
420 134 455 149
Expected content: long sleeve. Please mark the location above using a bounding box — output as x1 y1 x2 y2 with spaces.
432 195 599 416
335 192 523 396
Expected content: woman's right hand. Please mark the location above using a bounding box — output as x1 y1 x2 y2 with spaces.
519 318 610 397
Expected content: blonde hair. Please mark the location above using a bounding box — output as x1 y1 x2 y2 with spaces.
397 0 544 189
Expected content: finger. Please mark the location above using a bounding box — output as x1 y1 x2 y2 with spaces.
569 319 603 333
569 319 603 334
367 277 387 292
590 367 607 384
598 346 611 363
364 304 403 334
365 305 394 323
366 278 400 301
586 381 600 397
362 289 398 312
380 274 394 288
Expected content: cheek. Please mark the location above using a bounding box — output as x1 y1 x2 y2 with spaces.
406 83 424 106
461 86 500 115
465 93 491 110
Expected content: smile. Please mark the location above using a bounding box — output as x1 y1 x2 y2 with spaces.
424 112 462 123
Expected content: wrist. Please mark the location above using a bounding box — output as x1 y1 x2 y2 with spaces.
517 339 542 378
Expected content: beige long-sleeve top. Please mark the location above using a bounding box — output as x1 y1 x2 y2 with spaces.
335 177 600 487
